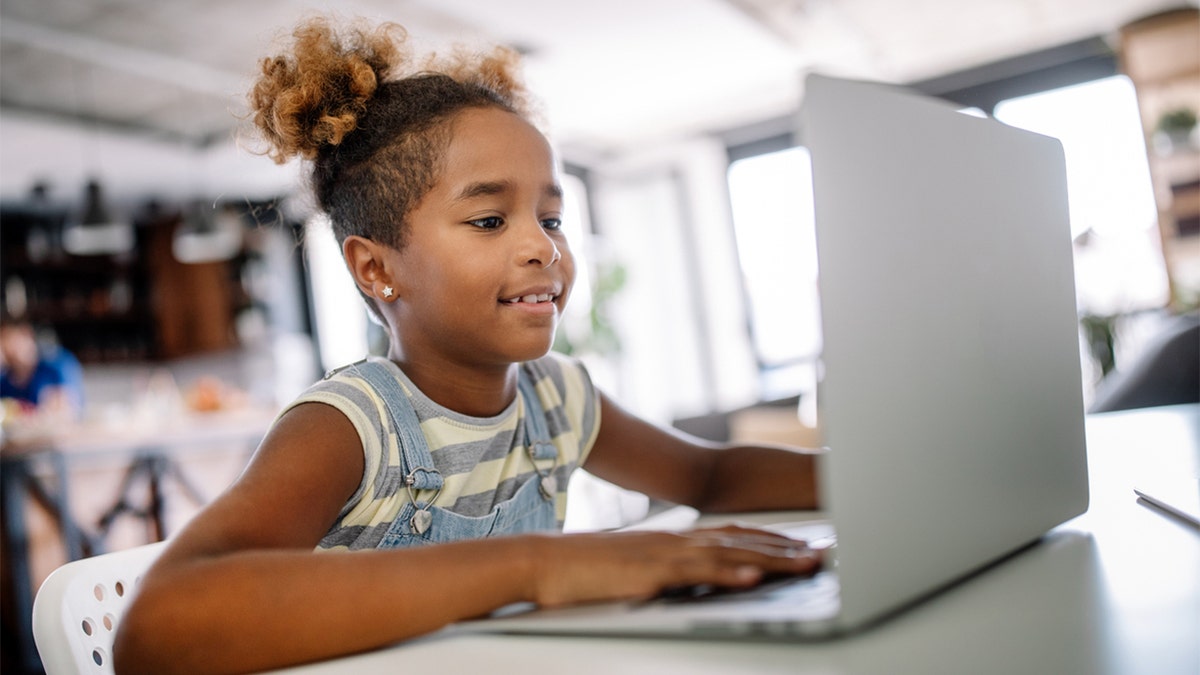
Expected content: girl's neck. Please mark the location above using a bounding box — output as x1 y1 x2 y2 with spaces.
390 352 519 418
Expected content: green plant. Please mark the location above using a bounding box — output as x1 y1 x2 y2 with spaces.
1157 107 1197 135
1080 313 1117 380
553 262 627 357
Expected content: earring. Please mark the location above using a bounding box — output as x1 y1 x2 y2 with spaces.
382 285 394 299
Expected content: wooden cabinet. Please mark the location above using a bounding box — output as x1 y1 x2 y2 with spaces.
141 213 243 359
1119 7 1200 309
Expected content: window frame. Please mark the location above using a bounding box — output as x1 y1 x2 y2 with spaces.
721 34 1124 398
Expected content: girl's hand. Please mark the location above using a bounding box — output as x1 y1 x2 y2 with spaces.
526 526 823 608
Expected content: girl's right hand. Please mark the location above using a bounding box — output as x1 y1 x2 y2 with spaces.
525 526 823 608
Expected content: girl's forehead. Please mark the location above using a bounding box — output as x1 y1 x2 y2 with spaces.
449 108 553 154
436 108 560 190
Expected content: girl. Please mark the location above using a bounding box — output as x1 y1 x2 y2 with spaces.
114 17 822 675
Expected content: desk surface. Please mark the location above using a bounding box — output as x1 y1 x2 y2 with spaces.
1 405 277 461
268 404 1200 675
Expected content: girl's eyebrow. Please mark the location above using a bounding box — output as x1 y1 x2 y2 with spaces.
454 180 564 202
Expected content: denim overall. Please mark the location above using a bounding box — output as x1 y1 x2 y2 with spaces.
350 360 559 548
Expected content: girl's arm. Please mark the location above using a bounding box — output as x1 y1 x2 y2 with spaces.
114 402 819 675
583 393 823 513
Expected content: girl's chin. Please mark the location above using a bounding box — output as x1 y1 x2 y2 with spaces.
514 344 556 363
510 333 559 363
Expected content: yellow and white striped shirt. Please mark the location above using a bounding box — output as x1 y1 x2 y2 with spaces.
285 352 600 551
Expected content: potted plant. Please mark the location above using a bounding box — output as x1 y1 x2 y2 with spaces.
1154 107 1198 153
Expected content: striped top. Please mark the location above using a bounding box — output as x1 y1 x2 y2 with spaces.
284 352 601 551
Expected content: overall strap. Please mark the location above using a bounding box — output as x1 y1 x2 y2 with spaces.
517 367 557 461
350 360 443 492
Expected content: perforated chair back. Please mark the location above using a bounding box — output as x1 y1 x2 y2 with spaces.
32 541 168 675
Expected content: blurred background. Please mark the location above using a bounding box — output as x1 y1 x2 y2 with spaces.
1 1 1197 671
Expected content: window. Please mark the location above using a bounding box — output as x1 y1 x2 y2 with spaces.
993 75 1168 316
727 145 821 400
726 73 1169 403
305 214 372 373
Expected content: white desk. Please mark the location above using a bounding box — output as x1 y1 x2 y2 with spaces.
268 405 1200 675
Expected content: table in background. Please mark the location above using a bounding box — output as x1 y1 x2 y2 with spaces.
267 404 1200 675
1 406 275 674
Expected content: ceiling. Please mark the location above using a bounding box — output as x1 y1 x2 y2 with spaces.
0 0 1192 201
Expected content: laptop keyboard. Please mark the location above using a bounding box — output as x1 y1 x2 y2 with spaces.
652 569 839 608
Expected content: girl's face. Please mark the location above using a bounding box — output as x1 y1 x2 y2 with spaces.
386 107 575 370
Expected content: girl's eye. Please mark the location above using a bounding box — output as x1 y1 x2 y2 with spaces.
540 218 563 231
467 216 504 230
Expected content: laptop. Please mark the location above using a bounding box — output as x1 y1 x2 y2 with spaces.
460 73 1091 639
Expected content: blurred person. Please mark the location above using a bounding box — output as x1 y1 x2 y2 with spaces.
0 317 84 417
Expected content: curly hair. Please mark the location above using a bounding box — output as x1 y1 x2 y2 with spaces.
247 16 532 251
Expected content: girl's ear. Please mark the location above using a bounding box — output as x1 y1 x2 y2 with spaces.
343 235 397 302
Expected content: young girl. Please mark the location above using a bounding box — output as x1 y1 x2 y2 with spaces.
114 17 822 674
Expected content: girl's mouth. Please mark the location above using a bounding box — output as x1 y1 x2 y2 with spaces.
500 293 557 305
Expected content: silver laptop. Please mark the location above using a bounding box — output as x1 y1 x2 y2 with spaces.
460 73 1090 639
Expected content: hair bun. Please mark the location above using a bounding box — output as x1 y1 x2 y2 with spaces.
248 18 408 163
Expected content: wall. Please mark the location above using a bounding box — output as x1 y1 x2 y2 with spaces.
0 108 300 206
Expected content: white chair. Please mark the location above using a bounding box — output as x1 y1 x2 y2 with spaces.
32 541 168 675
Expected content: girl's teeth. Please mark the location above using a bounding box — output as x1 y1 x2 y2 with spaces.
509 294 552 304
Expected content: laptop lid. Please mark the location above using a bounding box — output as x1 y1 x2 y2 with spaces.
803 73 1090 629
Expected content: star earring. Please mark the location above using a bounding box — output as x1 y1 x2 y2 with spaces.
382 285 394 299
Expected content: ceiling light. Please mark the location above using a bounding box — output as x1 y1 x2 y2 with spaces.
61 179 135 256
172 201 244 264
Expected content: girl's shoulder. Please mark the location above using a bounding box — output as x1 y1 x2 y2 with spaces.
317 356 396 383
280 357 401 422
521 352 595 398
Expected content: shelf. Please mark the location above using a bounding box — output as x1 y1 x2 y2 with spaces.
1154 148 1200 184
23 310 151 326
1 254 140 274
1121 7 1200 308
0 196 274 364
1120 8 1200 85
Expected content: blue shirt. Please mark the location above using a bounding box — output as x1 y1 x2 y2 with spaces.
0 347 84 409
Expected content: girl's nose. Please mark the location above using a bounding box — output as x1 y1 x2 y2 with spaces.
518 221 562 268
